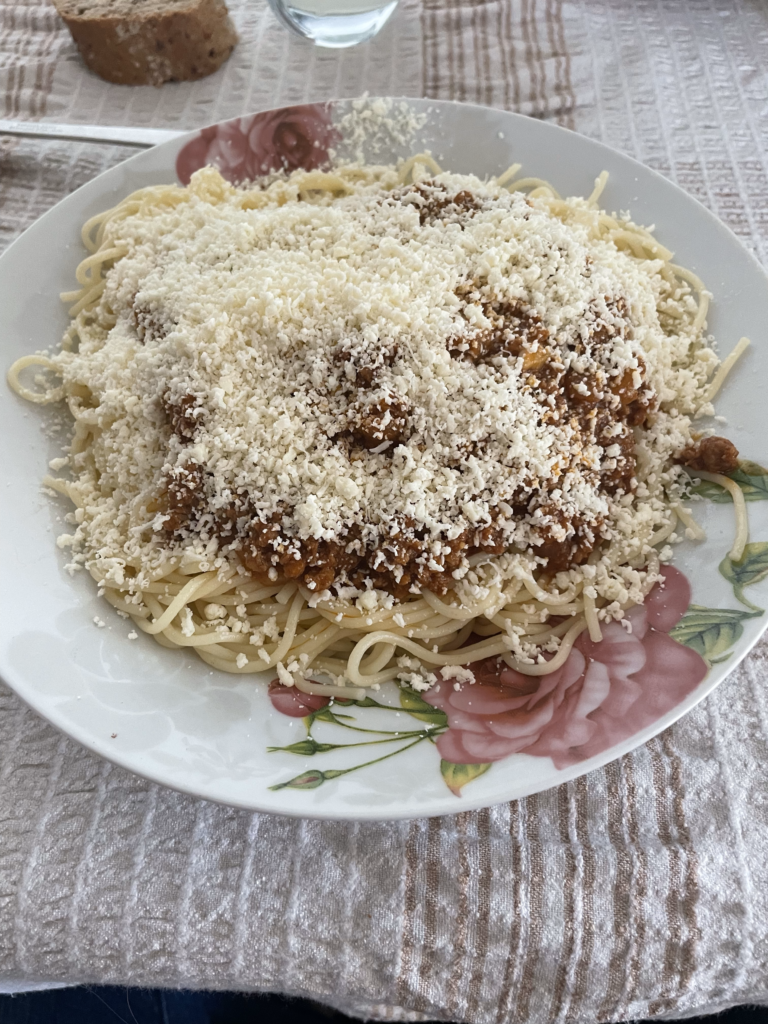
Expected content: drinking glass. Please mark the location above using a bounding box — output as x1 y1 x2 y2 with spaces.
267 0 399 48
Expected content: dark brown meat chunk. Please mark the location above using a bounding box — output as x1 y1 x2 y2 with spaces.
333 341 399 389
536 535 594 574
162 391 203 442
680 436 740 475
594 416 637 495
236 512 510 598
533 507 598 573
162 464 206 533
302 539 363 593
400 182 480 225
608 364 652 428
134 301 173 344
346 395 411 450
589 297 630 349
241 518 364 590
601 431 637 495
449 297 551 366
240 517 285 577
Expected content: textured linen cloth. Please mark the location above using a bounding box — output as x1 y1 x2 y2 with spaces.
3 1 768 1020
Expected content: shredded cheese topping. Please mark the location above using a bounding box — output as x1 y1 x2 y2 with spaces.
49 163 715 616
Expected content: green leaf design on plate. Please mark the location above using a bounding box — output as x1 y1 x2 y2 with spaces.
719 542 768 613
670 604 759 664
307 706 354 727
690 460 768 503
440 760 492 796
400 687 448 728
333 695 394 709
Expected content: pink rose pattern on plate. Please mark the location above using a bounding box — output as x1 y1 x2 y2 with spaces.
265 543 768 795
423 566 707 770
268 680 330 718
176 104 341 186
265 566 726 794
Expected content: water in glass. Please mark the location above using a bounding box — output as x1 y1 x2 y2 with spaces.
267 0 399 47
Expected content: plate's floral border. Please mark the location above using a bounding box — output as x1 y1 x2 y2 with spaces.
175 104 340 186
267 461 768 797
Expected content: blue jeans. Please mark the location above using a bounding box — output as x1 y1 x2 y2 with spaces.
0 988 332 1023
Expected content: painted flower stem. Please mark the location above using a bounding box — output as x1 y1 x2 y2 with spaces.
333 696 400 710
269 736 427 791
310 707 441 737
268 728 443 756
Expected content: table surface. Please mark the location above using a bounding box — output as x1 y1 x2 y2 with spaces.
2 1 768 1021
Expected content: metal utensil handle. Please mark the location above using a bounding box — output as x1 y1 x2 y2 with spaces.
0 120 185 148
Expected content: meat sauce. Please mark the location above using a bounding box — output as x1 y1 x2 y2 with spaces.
155 186 735 595
162 459 509 598
680 436 739 475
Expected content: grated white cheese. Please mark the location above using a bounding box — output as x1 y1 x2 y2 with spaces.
334 97 427 164
441 665 476 686
275 662 294 686
49 163 715 609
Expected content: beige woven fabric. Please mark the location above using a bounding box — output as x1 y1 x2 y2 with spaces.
3 1 768 1020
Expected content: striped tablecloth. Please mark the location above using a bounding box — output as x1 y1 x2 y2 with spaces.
3 2 768 1019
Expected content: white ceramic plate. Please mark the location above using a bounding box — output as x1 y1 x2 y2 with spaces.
3 98 768 820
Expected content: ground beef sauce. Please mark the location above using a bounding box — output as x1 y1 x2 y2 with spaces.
403 183 480 226
162 392 203 443
133 300 175 344
156 184 729 596
163 463 206 533
679 436 739 475
240 515 496 598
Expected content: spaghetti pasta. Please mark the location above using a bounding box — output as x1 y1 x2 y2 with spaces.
689 470 748 561
6 155 747 696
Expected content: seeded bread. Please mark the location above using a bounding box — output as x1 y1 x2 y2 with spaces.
52 0 238 86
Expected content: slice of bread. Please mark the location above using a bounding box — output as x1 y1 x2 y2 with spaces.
52 0 238 86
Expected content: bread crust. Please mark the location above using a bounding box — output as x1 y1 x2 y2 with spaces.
52 0 238 86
